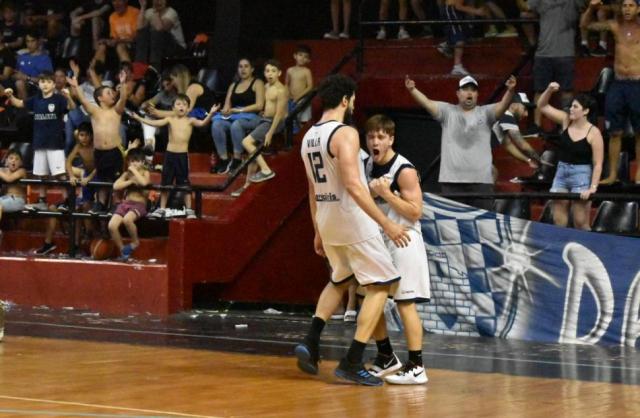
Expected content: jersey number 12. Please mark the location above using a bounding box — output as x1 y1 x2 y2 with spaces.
307 151 326 183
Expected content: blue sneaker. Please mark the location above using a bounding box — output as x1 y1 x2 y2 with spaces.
335 358 383 386
120 244 134 260
294 342 319 375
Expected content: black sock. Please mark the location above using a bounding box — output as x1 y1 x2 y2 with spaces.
376 337 393 357
409 350 423 366
305 316 325 345
346 339 367 364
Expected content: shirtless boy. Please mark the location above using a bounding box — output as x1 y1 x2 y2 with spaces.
286 45 313 128
132 94 219 219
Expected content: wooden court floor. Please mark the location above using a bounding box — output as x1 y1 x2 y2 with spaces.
1 336 639 418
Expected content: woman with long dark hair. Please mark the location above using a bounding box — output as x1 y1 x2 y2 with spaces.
538 81 604 230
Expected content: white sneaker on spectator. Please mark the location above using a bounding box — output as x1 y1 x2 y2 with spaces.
496 26 519 38
324 31 339 40
149 208 165 219
339 32 350 39
376 28 386 40
397 28 411 40
451 65 469 76
484 25 499 38
344 310 357 322
436 42 453 58
24 199 48 212
185 208 196 219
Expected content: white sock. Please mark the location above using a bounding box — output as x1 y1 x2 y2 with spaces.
581 40 588 46
599 41 607 49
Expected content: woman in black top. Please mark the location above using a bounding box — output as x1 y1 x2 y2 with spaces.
538 81 604 230
210 58 265 174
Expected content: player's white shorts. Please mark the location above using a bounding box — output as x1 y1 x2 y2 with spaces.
324 234 400 287
385 228 431 303
33 149 66 176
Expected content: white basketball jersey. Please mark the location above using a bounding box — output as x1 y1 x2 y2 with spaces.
365 153 421 233
301 120 379 245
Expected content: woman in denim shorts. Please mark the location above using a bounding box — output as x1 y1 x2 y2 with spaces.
537 82 604 230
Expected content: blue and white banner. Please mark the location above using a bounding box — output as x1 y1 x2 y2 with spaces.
418 193 640 347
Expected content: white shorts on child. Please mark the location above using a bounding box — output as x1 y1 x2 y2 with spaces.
33 149 66 176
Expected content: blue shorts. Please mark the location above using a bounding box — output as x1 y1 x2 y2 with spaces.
604 79 640 133
550 162 592 193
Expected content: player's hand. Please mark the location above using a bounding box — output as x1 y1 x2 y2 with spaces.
369 177 392 198
548 82 560 92
505 75 516 91
405 75 416 91
264 131 273 147
383 220 411 248
313 232 325 257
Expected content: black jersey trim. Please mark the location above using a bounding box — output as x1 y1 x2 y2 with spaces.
361 276 401 287
330 273 356 286
326 124 346 159
391 164 417 193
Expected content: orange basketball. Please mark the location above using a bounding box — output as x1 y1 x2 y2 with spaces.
90 239 115 260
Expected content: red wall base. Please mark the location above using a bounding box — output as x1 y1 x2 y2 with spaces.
0 258 170 315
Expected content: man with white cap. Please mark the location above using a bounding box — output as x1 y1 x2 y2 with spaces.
405 73 516 209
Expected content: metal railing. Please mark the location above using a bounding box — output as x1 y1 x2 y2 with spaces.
6 145 264 256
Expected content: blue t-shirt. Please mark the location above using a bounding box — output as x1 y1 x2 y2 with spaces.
26 93 68 150
16 52 53 77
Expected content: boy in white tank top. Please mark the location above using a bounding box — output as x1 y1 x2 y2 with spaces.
296 74 410 386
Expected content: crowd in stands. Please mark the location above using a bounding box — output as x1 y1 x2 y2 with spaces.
0 0 316 260
0 0 637 260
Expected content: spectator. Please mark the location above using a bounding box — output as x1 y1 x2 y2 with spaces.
0 33 16 87
132 96 218 219
376 0 411 40
517 0 538 50
36 123 98 255
582 0 640 184
0 150 27 236
324 0 352 39
405 74 516 210
285 44 313 133
484 1 519 37
5 73 75 212
65 59 113 154
93 0 140 66
408 0 434 38
491 92 544 170
538 82 604 230
0 3 25 52
22 1 68 53
70 0 112 51
232 59 288 196
579 0 614 57
138 70 176 163
528 0 586 136
53 67 68 93
108 147 150 260
437 0 488 76
66 71 130 215
135 0 186 71
13 31 53 99
210 58 265 174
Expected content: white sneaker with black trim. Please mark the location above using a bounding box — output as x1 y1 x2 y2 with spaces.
368 352 402 377
385 362 428 385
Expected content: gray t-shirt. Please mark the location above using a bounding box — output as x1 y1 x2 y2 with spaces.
529 0 586 58
434 102 497 184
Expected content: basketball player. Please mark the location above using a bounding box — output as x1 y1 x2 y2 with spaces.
364 114 430 385
296 74 410 386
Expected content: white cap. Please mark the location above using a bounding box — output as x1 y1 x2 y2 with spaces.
458 75 478 89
